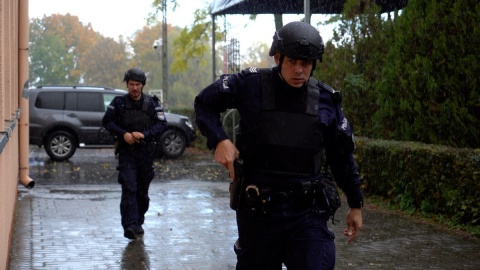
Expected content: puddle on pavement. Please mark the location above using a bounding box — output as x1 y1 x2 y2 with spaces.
28 148 227 184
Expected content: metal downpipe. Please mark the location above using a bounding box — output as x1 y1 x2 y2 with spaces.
18 0 34 188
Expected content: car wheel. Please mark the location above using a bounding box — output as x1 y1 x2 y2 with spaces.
157 129 186 159
45 131 77 161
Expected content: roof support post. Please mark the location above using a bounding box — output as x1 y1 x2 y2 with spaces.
211 15 217 82
304 0 311 24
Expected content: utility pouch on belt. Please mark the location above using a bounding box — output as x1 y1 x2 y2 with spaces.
313 172 341 222
229 159 244 211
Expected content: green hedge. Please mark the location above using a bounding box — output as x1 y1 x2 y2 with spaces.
354 137 480 226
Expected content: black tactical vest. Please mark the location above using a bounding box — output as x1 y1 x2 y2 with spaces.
236 69 324 177
123 94 155 142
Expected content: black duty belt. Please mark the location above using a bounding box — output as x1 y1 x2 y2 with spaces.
243 181 315 213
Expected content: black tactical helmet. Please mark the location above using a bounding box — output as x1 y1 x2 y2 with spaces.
269 21 325 62
123 67 147 85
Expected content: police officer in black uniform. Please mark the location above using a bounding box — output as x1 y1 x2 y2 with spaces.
102 67 167 240
194 22 363 269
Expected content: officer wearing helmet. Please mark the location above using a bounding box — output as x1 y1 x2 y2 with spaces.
102 67 167 240
194 21 363 269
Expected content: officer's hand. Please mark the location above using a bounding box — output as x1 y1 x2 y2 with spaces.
344 208 362 243
124 132 139 145
214 139 239 181
131 131 145 141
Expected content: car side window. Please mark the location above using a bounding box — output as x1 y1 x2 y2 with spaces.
65 93 76 110
65 92 102 112
35 92 64 110
78 93 102 112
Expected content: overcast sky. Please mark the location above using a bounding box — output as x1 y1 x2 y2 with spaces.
28 0 334 54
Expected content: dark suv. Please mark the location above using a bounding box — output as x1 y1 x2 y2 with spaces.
29 86 196 161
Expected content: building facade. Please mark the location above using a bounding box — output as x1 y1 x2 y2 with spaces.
0 0 32 269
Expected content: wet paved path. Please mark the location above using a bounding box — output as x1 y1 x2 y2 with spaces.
9 148 480 269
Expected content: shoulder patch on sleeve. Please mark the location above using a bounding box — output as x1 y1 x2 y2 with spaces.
242 67 273 75
157 111 166 121
246 67 258 73
221 75 230 90
239 67 258 75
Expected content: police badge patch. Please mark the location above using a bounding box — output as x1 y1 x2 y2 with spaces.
222 75 230 90
157 112 166 120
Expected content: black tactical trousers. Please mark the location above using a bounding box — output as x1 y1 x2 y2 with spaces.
117 146 155 233
234 200 336 270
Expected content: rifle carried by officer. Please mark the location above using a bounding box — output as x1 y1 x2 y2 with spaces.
229 159 244 211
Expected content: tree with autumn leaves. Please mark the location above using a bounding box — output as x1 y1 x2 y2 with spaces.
29 14 129 89
28 4 271 110
28 13 214 108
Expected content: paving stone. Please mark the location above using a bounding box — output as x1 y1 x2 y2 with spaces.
9 148 480 269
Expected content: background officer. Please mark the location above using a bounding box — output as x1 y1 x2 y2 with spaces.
194 21 363 269
103 67 167 240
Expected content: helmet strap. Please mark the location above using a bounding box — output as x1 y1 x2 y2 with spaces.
278 54 285 74
311 61 317 76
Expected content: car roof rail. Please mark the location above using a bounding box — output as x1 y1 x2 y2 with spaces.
35 85 115 90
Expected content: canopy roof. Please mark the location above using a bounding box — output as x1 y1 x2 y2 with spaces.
211 0 408 16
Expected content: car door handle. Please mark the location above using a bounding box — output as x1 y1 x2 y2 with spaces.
66 113 77 117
